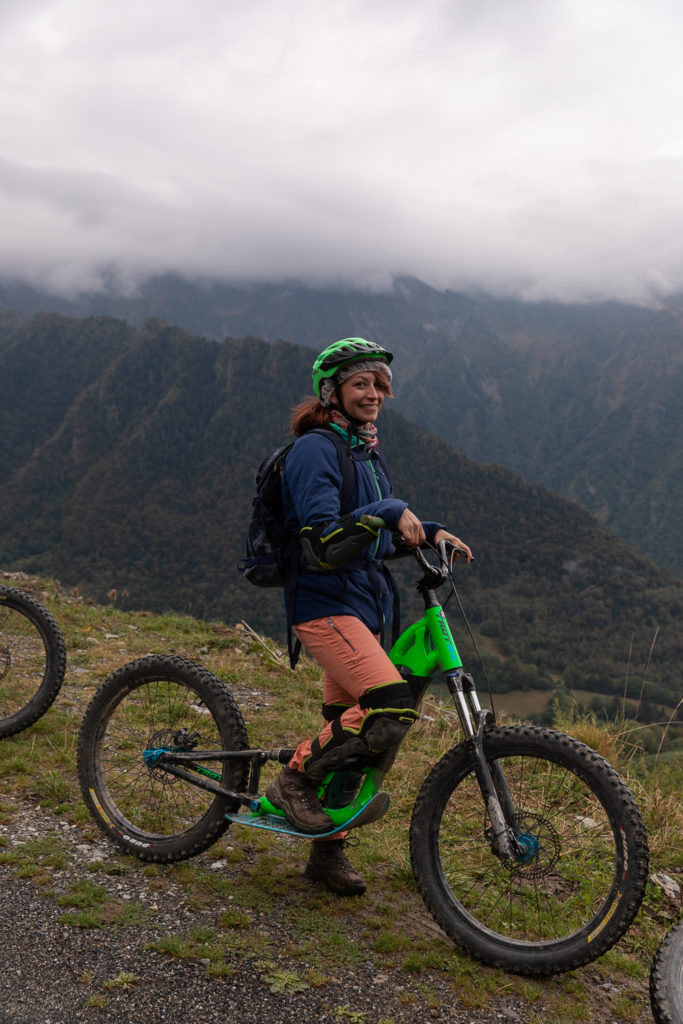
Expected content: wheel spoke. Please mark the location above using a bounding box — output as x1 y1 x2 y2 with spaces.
0 606 46 715
440 761 615 940
79 657 249 863
411 725 648 973
99 679 222 836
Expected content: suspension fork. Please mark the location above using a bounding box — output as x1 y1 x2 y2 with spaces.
446 670 520 860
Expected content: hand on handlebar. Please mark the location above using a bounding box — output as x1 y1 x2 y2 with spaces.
359 516 473 564
396 508 426 548
434 529 474 563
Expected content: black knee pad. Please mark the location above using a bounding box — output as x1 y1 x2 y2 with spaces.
359 681 415 713
321 702 352 722
360 707 419 752
304 709 418 783
357 680 418 752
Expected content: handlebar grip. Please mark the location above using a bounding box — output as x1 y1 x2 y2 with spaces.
360 515 388 531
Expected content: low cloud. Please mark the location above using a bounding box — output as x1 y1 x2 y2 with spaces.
2 0 683 304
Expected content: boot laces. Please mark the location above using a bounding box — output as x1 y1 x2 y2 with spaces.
326 835 360 864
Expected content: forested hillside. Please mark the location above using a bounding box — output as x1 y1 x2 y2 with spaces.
2 276 682 574
1 313 682 728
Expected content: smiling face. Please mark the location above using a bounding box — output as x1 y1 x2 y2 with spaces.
336 370 389 422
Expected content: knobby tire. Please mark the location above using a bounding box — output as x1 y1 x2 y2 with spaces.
650 919 683 1024
77 655 249 862
0 585 66 738
409 724 649 976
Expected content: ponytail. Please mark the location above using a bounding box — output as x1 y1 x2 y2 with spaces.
289 396 334 437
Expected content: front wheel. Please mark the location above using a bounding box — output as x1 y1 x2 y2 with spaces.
650 920 683 1024
0 586 66 738
410 725 649 976
78 655 249 862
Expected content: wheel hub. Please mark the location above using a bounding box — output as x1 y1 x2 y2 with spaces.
145 728 198 783
513 831 541 863
509 814 561 879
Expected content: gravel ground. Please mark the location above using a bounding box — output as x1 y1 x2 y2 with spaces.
0 798 651 1024
0 872 448 1024
0 865 525 1024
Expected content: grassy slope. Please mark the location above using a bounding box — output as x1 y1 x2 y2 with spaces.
0 569 681 1024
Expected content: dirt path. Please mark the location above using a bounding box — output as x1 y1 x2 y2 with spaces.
0 798 649 1024
0 865 529 1024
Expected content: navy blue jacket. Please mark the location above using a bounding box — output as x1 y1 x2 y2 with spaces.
282 428 443 636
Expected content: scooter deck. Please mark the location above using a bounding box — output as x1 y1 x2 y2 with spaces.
223 791 390 838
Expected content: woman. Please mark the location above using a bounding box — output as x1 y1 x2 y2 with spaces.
266 338 472 896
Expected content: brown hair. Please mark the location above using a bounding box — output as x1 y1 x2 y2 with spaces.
289 397 333 437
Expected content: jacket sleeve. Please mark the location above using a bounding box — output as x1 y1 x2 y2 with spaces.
284 433 407 530
283 434 407 568
284 434 447 568
421 521 447 544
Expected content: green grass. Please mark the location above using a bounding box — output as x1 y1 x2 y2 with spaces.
0 571 680 1024
262 967 311 994
102 971 140 990
56 878 108 908
148 926 241 971
0 835 69 876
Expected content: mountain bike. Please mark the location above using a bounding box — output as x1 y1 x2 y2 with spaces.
77 528 649 976
0 584 67 738
650 919 683 1024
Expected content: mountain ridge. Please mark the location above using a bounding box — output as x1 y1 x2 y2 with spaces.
2 274 681 574
1 312 681 718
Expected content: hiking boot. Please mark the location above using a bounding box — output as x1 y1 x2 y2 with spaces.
265 766 334 834
304 838 366 896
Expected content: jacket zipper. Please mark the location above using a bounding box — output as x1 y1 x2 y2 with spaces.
369 462 383 558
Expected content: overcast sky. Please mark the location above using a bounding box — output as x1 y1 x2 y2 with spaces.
2 0 683 305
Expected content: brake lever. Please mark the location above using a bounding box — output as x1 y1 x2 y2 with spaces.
360 516 466 575
437 539 469 567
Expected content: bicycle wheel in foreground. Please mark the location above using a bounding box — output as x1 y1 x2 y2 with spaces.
410 724 649 976
0 585 66 739
78 655 249 862
650 919 683 1024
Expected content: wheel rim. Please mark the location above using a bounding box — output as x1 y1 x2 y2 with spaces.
436 751 621 945
95 678 227 841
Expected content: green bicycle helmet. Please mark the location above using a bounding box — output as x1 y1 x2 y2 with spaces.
312 338 393 398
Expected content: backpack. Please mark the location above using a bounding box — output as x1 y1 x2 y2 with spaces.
238 429 356 588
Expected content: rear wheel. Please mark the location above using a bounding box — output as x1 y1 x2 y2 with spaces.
410 725 649 975
78 655 249 862
0 586 66 738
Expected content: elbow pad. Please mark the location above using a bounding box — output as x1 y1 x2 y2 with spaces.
300 514 380 569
